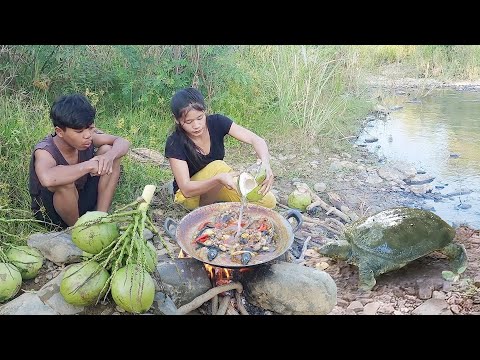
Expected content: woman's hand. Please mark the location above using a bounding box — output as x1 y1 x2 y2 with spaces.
259 164 274 195
216 172 239 191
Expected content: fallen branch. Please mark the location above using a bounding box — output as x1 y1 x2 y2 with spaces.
235 290 249 315
294 234 326 247
176 282 243 315
277 203 290 210
302 216 343 236
307 199 351 223
295 236 311 263
299 183 350 223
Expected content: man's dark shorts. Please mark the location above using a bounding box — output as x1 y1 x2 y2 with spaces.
32 175 99 230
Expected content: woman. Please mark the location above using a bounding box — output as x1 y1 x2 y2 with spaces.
164 87 276 210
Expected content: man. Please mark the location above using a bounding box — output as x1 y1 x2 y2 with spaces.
29 93 130 229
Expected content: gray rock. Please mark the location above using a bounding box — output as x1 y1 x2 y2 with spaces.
378 167 407 182
143 229 154 240
154 258 211 307
152 292 178 315
0 293 58 315
28 232 83 265
411 299 453 315
409 183 433 195
347 301 363 312
404 174 435 185
362 301 381 315
392 162 417 179
364 136 378 143
37 271 84 315
313 182 326 193
241 262 337 315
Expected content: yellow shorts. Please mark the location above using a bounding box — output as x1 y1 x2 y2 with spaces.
174 160 277 210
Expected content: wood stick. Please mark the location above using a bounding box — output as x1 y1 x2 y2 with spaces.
176 282 243 315
226 303 240 315
277 203 290 210
211 295 218 315
216 295 231 315
302 219 342 236
295 234 325 247
304 184 351 223
235 290 249 315
295 236 311 263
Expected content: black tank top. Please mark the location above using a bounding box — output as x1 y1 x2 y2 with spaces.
29 134 94 209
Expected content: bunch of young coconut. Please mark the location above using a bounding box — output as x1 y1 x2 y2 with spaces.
0 208 45 303
60 185 172 314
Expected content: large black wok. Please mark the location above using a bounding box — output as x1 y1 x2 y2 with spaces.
164 202 302 268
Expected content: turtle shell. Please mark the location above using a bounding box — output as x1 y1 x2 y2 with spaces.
344 207 455 263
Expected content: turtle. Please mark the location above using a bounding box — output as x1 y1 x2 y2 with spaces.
319 207 468 291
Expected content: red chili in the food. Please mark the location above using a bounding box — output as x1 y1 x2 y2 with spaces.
258 223 268 232
194 233 210 243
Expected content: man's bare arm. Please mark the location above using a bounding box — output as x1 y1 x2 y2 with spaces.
92 132 130 175
34 149 98 188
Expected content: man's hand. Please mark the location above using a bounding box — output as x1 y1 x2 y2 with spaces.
92 152 115 176
87 158 100 176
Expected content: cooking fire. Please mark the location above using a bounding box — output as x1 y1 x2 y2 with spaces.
177 249 250 315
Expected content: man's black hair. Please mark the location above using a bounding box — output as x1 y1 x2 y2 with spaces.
50 93 96 130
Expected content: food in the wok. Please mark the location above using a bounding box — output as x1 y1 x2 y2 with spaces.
191 209 278 266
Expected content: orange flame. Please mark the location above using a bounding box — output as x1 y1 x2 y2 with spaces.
204 265 233 287
204 264 214 279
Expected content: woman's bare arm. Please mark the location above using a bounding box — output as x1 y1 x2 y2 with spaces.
227 123 274 194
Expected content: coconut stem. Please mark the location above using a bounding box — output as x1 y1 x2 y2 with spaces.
146 216 175 260
114 197 143 213
0 246 8 262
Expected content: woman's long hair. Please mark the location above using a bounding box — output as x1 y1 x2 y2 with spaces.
170 87 207 170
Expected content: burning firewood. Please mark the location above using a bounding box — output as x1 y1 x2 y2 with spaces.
176 282 243 315
216 295 231 315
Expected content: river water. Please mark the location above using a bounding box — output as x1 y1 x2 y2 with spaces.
358 89 480 229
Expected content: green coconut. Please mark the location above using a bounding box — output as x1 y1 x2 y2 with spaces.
60 261 109 306
111 264 155 314
0 263 22 303
287 187 312 212
71 211 119 254
238 165 267 201
127 241 158 273
6 246 44 280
